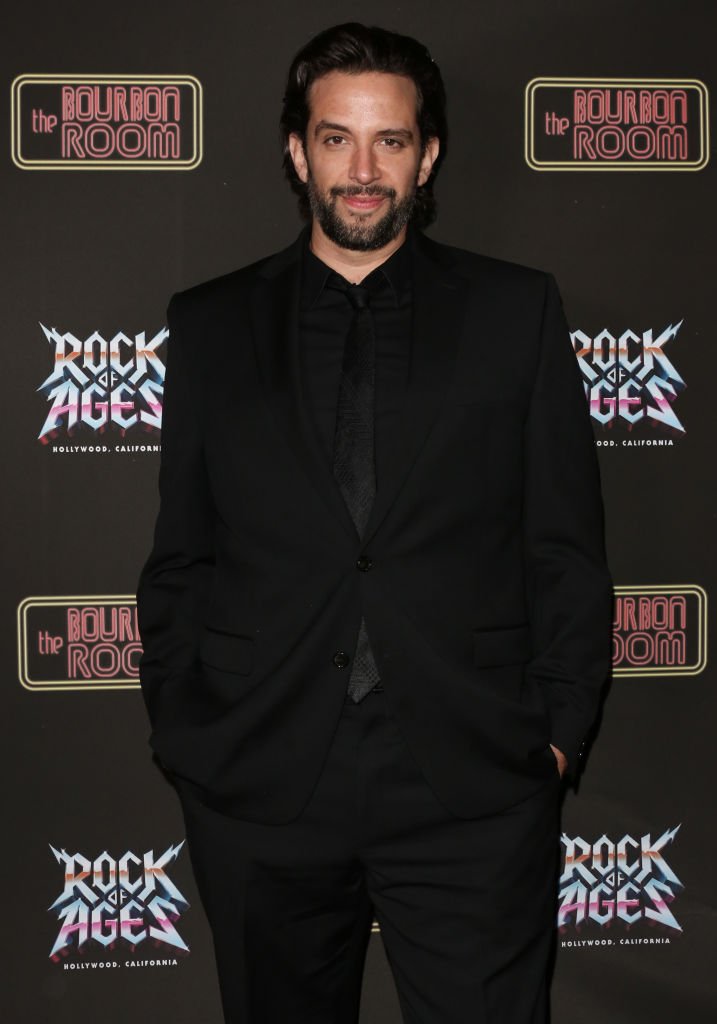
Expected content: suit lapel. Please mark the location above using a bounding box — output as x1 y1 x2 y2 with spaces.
361 232 469 546
250 232 360 542
249 229 470 548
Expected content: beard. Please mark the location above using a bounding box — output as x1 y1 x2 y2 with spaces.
305 173 418 251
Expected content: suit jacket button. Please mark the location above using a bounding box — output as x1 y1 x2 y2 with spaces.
333 651 350 668
356 555 373 571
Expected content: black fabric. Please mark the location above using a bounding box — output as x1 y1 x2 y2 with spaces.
299 238 412 474
329 278 377 540
330 278 379 702
299 241 412 704
178 691 561 1024
137 228 613 825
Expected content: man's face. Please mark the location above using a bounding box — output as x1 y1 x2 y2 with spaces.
289 71 439 252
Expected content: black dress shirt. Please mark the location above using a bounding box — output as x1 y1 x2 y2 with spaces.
298 233 413 488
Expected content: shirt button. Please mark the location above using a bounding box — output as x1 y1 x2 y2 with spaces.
333 651 350 669
356 555 373 571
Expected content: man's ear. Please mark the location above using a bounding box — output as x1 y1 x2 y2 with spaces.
288 133 309 184
417 137 440 187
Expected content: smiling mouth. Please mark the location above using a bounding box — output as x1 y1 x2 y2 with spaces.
342 195 386 211
331 186 395 214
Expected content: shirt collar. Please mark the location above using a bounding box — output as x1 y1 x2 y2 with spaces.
301 228 412 310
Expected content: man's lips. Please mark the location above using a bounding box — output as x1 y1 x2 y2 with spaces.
341 194 387 211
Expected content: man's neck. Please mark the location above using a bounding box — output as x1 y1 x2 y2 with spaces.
308 222 408 283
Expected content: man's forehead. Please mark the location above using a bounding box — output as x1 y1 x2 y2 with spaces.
306 71 419 126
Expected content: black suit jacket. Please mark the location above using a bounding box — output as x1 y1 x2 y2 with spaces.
136 228 613 824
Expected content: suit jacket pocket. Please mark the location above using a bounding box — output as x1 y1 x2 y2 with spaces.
199 626 255 675
472 624 531 667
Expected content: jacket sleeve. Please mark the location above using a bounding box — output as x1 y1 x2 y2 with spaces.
136 292 215 735
523 273 613 776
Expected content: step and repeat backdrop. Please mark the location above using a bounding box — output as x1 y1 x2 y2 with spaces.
3 1 715 1021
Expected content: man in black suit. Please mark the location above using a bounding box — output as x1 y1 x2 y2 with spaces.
137 22 612 1024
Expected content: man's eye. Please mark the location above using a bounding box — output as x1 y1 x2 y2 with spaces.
324 136 346 145
380 138 403 148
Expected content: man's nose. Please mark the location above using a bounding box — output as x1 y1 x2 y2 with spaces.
349 143 380 185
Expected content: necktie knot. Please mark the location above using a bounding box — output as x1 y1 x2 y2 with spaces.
345 284 370 311
327 273 371 311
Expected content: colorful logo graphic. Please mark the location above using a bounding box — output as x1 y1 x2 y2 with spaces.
37 325 166 442
525 78 709 170
571 322 686 437
49 843 189 959
613 585 707 677
11 75 202 169
558 826 683 934
18 596 141 691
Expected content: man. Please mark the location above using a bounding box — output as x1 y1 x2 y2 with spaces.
137 22 613 1024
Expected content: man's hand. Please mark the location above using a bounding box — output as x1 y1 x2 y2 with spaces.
550 744 568 778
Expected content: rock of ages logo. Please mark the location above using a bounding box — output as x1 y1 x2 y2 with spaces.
49 843 189 963
571 321 686 441
37 324 167 446
11 75 202 169
558 826 683 944
612 585 707 677
17 596 141 691
525 78 709 170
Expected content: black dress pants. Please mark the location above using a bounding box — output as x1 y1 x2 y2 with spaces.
178 690 561 1024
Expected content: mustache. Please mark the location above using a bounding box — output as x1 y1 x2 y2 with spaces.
329 185 397 199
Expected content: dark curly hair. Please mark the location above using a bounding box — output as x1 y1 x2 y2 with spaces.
280 22 447 229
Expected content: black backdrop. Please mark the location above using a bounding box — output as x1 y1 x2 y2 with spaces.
3 1 715 1021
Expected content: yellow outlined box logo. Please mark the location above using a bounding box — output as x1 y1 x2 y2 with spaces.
11 74 203 170
18 596 141 691
525 78 709 171
612 585 707 677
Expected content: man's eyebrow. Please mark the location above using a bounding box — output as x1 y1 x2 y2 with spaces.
313 121 414 141
314 121 351 136
375 128 414 140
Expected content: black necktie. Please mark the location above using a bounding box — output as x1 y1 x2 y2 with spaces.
331 280 382 701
